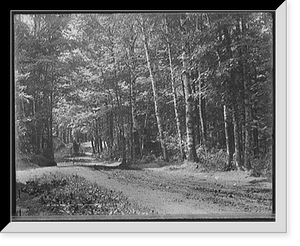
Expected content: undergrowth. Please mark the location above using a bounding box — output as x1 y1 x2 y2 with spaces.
17 173 152 216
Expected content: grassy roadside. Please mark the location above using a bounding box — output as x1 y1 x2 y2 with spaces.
16 172 153 217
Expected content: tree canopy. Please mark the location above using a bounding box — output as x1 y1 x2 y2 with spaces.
14 12 273 171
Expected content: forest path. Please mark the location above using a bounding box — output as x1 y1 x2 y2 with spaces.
16 155 209 216
16 151 273 219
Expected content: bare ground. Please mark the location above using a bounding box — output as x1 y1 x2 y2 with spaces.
15 151 274 220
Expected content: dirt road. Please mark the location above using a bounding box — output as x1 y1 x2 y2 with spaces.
16 153 273 220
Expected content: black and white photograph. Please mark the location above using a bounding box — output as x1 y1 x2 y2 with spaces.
7 8 287 232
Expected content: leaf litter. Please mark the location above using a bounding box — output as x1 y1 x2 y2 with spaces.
18 172 152 216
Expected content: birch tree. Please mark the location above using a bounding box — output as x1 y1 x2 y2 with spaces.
140 14 169 162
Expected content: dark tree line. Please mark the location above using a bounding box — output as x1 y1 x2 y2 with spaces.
14 12 273 171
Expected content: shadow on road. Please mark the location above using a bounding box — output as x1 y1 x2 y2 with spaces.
90 164 142 171
248 178 271 184
57 156 142 171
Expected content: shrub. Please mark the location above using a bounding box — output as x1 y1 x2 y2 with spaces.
165 135 183 160
140 154 157 164
29 154 57 167
250 151 273 178
196 146 228 171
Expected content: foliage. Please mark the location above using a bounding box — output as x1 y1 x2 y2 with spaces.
14 12 274 172
250 151 273 178
196 146 228 171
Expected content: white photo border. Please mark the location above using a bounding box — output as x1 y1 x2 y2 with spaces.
1 1 288 233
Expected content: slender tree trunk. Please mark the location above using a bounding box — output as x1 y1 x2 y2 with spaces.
222 24 244 171
33 70 41 153
67 128 70 144
99 137 103 152
182 51 198 162
96 137 100 153
232 105 242 170
108 110 114 158
244 96 252 170
127 53 142 158
198 71 207 148
180 14 198 162
128 72 134 160
42 63 54 162
165 17 185 160
223 104 233 169
252 105 259 158
48 70 54 161
196 14 207 149
141 17 169 162
242 51 252 170
130 75 142 157
141 101 150 155
252 70 259 159
125 30 140 160
91 138 95 154
238 16 252 170
119 126 127 166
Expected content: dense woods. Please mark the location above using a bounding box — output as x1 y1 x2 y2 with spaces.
14 12 274 172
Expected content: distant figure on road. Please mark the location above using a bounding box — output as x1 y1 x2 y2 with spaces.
73 140 80 156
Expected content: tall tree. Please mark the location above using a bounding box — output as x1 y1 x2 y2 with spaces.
180 14 198 162
14 12 273 172
140 14 169 162
164 16 185 160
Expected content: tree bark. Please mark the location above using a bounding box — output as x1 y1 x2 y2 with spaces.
222 24 243 171
128 71 134 160
198 71 207 148
108 110 114 158
141 16 169 162
91 138 96 154
182 51 198 162
165 17 185 160
232 105 242 170
48 70 54 161
243 70 252 170
252 105 259 158
241 19 252 170
223 104 233 169
99 136 103 152
125 29 140 160
244 97 252 170
129 71 142 157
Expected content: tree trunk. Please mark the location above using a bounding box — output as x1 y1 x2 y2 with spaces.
128 73 134 160
182 51 198 162
165 17 185 160
110 112 114 157
222 24 244 171
119 126 127 166
130 75 142 157
127 43 142 159
244 98 252 170
241 49 252 170
47 70 54 161
252 106 259 158
223 104 233 169
141 16 169 162
141 102 150 155
240 16 252 170
125 30 140 160
232 105 242 170
99 137 103 152
91 138 96 154
67 128 71 144
198 72 207 148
